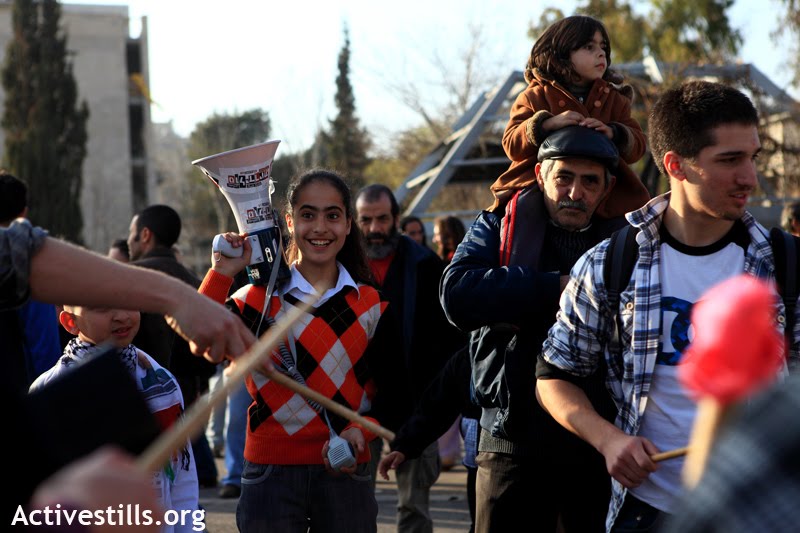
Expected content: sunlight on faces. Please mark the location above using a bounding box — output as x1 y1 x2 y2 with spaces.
570 30 607 85
536 158 609 231
60 305 141 348
126 215 144 261
356 194 396 244
432 224 441 249
286 181 351 274
670 124 760 222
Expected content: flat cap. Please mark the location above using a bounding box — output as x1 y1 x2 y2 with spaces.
537 126 619 170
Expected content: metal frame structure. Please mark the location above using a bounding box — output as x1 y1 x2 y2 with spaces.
396 61 798 223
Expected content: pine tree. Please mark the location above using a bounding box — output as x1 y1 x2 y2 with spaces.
2 0 88 243
322 26 371 190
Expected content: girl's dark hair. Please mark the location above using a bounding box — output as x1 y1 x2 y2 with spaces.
525 15 614 85
285 169 374 286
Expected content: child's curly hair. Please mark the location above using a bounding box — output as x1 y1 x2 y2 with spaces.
525 15 614 86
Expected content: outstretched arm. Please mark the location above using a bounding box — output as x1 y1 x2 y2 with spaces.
28 236 254 362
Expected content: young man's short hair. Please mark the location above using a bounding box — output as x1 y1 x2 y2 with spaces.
0 171 28 224
135 205 182 247
649 80 759 175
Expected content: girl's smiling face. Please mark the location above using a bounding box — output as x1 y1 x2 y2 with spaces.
286 180 351 276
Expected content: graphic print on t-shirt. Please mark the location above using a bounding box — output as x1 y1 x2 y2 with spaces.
657 296 692 365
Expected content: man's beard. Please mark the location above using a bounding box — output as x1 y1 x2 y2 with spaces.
365 227 401 259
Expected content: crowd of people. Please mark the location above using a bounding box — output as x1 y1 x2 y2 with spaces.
3 13 800 533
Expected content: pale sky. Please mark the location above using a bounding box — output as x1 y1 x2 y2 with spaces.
71 0 796 155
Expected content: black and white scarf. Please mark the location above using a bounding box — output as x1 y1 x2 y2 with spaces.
61 338 138 374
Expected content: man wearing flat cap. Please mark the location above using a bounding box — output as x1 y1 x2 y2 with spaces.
440 125 646 533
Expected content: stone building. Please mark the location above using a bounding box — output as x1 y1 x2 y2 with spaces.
0 2 153 251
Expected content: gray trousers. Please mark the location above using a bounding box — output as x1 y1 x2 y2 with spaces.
368 439 441 533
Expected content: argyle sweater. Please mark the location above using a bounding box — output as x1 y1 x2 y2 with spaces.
200 269 389 465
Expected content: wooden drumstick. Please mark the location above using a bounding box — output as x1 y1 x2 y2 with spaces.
136 295 394 472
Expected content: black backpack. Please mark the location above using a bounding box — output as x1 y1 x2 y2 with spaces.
604 225 799 342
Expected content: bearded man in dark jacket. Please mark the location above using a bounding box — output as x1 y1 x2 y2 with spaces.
356 184 466 533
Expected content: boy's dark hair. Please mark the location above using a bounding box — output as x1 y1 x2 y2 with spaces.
285 168 374 286
356 184 400 218
135 204 182 247
0 171 28 224
526 15 613 85
649 81 759 175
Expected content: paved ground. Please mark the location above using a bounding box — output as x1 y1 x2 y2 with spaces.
201 458 471 532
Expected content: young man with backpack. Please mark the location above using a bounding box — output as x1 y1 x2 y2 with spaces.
536 80 800 532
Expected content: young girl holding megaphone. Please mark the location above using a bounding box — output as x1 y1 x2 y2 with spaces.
198 169 394 532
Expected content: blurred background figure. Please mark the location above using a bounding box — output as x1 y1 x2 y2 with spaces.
432 216 466 264
783 201 800 237
0 171 62 389
107 238 130 262
431 216 468 471
127 204 219 489
400 215 428 248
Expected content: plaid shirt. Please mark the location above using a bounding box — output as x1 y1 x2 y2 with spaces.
541 193 800 531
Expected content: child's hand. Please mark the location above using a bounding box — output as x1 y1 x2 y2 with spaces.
377 450 406 480
543 111 585 132
211 232 252 278
340 427 366 457
579 118 613 139
321 427 365 475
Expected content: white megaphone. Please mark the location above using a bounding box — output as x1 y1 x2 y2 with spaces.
192 140 290 286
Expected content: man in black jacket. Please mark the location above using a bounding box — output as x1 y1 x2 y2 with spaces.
356 184 465 533
440 126 635 533
127 204 219 487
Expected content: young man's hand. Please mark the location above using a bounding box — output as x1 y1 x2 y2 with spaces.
599 432 659 488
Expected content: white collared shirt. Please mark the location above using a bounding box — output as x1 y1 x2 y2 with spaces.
279 261 358 308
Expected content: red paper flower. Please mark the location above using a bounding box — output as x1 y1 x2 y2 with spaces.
678 275 785 404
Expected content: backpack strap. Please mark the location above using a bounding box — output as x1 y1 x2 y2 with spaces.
770 227 799 342
603 224 639 313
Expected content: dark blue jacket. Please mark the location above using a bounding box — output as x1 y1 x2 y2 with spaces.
441 207 621 453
